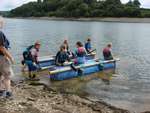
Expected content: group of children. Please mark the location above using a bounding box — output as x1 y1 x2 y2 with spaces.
56 40 87 66
22 38 113 79
0 16 113 98
22 39 92 78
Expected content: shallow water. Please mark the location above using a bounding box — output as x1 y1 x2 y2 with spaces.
3 18 150 112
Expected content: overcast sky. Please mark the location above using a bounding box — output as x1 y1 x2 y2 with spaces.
0 0 150 11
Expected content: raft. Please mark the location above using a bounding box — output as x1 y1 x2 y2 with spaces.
49 58 120 81
38 53 96 70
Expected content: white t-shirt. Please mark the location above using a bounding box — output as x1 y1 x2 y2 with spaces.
30 48 39 57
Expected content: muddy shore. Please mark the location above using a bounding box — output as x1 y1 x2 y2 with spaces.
0 80 131 113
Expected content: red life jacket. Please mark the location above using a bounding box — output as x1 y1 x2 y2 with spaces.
76 47 86 57
103 47 112 59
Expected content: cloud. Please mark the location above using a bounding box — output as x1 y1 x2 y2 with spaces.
141 1 150 8
0 0 36 11
0 0 150 11
120 0 150 8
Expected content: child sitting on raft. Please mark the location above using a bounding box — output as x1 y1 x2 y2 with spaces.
70 41 87 75
62 39 74 59
55 45 70 66
74 41 87 65
103 43 113 60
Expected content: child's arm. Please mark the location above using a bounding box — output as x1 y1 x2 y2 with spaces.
0 46 14 64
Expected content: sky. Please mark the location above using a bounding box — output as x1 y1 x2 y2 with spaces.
0 0 150 11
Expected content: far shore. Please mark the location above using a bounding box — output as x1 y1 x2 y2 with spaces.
8 17 150 23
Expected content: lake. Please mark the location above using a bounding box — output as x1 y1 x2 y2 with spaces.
3 18 150 113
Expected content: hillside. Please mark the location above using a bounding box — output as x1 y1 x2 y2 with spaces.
7 0 150 18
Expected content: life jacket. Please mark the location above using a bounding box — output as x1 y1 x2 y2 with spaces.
55 51 69 64
76 47 86 57
0 31 10 49
103 47 113 60
23 45 34 61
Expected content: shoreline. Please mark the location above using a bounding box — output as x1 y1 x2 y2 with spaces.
0 80 130 113
8 17 150 23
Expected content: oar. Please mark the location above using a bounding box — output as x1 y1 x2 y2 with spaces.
94 57 120 63
88 49 96 54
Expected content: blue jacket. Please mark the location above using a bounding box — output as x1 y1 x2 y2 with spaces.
85 42 91 52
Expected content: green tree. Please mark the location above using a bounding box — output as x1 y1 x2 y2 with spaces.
103 0 123 17
37 0 42 3
8 0 146 18
104 0 121 6
83 0 96 4
126 0 133 6
78 3 89 16
133 0 141 8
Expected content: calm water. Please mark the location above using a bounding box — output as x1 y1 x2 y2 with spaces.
3 18 150 112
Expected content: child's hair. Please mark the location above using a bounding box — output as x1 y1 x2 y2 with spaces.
76 41 83 47
60 45 66 51
64 40 68 44
107 43 112 48
87 38 91 42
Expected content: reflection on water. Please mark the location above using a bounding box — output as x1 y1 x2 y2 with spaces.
49 69 115 96
4 18 150 112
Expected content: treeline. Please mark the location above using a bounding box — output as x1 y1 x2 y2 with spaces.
0 11 9 17
8 0 150 18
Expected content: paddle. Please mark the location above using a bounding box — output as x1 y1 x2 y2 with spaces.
87 49 96 54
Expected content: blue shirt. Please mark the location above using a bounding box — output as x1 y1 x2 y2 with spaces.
85 42 91 52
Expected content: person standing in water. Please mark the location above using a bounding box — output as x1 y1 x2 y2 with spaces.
103 43 113 60
22 41 41 79
0 16 14 98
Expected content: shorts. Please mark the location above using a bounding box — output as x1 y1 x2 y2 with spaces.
25 60 37 72
0 56 14 79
